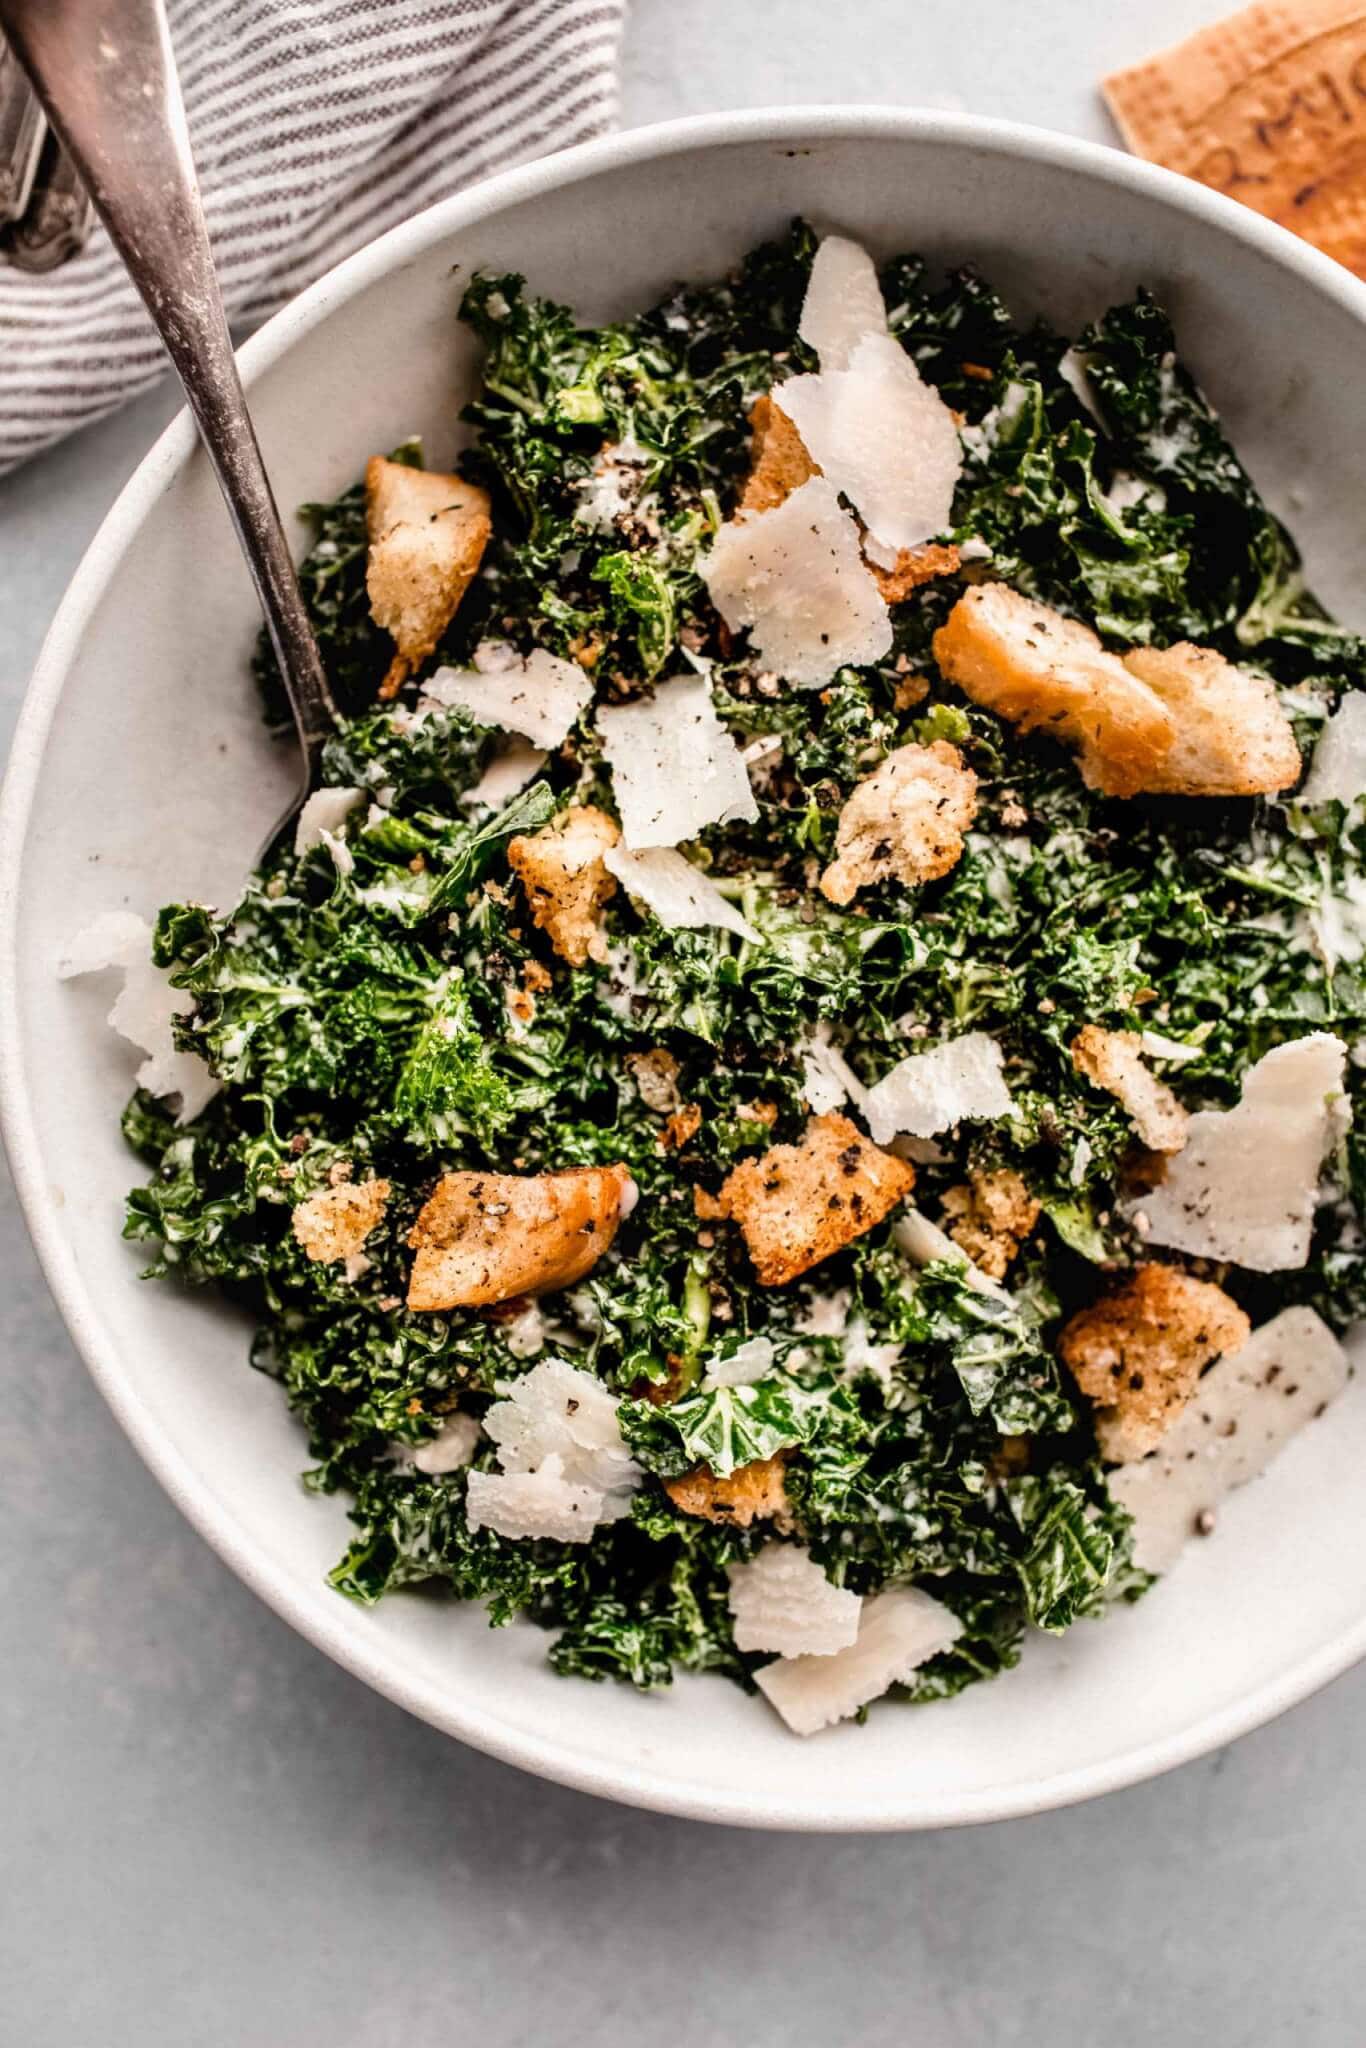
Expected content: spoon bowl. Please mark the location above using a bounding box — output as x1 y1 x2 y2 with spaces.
0 0 335 844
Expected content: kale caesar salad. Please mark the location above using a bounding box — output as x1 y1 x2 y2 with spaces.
69 224 1366 1735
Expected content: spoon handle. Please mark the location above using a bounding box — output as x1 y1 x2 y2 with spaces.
0 0 337 781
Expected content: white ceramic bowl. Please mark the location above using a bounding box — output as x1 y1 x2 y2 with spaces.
7 108 1366 1831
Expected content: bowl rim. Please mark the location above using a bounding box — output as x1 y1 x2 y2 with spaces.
6 103 1366 1832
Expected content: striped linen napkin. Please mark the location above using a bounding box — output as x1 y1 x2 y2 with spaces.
0 0 626 475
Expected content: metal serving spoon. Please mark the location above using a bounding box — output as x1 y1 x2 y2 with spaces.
0 0 337 842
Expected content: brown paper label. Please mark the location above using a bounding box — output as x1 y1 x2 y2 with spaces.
1103 1 1366 278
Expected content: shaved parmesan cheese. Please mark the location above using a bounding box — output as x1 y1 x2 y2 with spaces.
465 1359 639 1544
728 1543 862 1657
755 1586 963 1736
502 1299 548 1358
425 642 592 749
466 1458 610 1544
798 233 887 367
1130 1034 1348 1271
481 1357 639 1508
1109 1306 1349 1573
1303 867 1366 976
1139 1030 1203 1066
603 844 758 942
1300 691 1366 804
598 674 758 847
893 1209 1012 1302
459 740 548 812
704 1334 776 1388
840 1314 904 1386
795 1288 851 1337
410 1412 483 1475
889 1135 949 1165
860 1030 1012 1144
59 910 219 1123
59 908 148 976
700 475 892 689
295 786 364 868
776 334 962 562
1057 347 1105 425
799 1021 865 1114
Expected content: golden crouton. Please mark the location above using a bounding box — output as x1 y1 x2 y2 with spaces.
738 395 817 515
365 455 492 699
625 1047 682 1113
1072 1025 1189 1154
665 1453 790 1527
292 1177 390 1268
507 804 619 967
940 1166 1041 1280
820 740 978 905
406 1163 634 1311
1120 643 1300 796
933 585 1177 797
934 587 1302 800
1058 1262 1250 1461
661 1103 702 1151
988 1433 1032 1480
718 1112 916 1287
868 542 962 604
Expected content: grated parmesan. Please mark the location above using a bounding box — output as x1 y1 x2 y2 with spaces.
795 1288 851 1338
502 1299 549 1358
728 1543 862 1658
573 436 653 531
839 1314 904 1386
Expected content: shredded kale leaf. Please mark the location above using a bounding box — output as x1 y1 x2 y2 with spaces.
120 221 1366 1713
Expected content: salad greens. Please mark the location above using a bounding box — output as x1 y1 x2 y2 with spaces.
123 222 1365 1719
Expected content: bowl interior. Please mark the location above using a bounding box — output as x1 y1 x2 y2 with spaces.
10 114 1366 1828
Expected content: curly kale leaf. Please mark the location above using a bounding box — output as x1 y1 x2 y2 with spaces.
916 1260 1075 1434
1079 293 1366 670
591 549 681 678
1006 1467 1141 1632
620 1377 825 1478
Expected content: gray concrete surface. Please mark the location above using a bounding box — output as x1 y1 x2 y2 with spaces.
5 4 1364 2042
